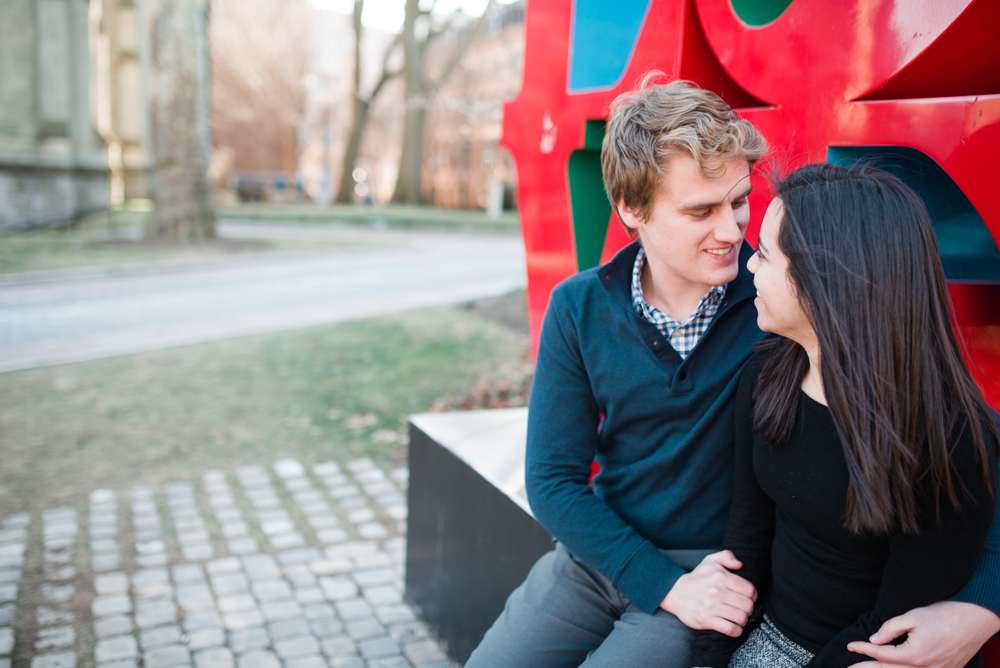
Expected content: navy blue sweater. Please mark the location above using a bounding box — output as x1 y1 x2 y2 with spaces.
525 241 765 613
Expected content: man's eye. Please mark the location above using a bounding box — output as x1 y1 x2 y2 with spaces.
733 199 748 208
692 210 711 219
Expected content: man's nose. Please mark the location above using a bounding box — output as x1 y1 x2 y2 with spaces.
715 206 743 242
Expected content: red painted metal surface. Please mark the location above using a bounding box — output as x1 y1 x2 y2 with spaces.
501 0 1000 413
985 637 1000 665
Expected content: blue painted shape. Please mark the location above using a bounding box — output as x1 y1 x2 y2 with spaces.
828 146 1000 282
568 0 651 93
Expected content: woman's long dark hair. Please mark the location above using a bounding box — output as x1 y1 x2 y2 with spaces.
753 163 998 534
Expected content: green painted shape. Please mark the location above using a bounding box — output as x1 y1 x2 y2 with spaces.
730 0 794 26
568 121 613 271
584 119 606 150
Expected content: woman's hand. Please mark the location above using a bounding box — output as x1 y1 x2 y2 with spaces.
660 550 757 636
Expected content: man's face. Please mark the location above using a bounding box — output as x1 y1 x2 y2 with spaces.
620 154 752 297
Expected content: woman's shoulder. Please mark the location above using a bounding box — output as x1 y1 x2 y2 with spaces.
735 345 774 418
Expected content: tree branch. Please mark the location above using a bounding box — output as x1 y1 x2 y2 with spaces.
426 0 494 97
374 31 404 88
373 67 403 99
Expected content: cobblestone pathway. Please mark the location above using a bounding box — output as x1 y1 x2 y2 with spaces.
0 458 456 668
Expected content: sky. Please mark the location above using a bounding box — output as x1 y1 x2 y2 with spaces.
310 0 507 33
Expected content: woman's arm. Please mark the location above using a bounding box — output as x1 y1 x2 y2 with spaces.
691 357 777 667
805 435 998 667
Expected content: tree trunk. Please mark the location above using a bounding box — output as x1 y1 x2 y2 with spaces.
391 0 425 205
336 98 373 204
392 104 426 204
336 0 366 204
147 0 216 240
390 0 494 205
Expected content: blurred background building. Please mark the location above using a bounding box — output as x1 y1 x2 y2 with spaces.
222 0 526 209
94 0 152 204
0 0 114 231
0 0 524 233
423 0 524 211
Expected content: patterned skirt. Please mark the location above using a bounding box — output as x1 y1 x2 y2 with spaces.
728 614 815 668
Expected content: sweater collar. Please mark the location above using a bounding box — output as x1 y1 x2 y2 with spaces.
599 240 756 312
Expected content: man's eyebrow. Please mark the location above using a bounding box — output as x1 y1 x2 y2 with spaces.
733 184 753 201
677 184 753 213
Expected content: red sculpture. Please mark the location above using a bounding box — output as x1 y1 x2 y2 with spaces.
501 0 1000 409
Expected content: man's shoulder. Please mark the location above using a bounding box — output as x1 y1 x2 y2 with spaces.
550 264 602 300
550 242 639 306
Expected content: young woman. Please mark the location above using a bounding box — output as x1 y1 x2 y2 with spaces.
692 163 999 667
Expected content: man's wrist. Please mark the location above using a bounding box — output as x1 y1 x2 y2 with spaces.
660 573 688 614
951 547 1000 623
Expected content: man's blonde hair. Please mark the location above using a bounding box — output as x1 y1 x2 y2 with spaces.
601 76 767 232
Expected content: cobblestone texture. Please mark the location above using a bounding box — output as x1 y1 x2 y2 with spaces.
3 459 456 667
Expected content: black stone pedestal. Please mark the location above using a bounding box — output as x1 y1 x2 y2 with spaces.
404 408 553 664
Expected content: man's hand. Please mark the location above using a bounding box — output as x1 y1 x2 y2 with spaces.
660 550 756 637
847 601 1000 668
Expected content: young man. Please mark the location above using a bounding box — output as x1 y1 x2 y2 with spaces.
464 79 1000 668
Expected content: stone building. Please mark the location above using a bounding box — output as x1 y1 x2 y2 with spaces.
0 0 211 235
92 0 154 204
0 0 111 232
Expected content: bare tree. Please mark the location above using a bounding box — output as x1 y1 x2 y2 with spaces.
335 0 402 204
391 0 494 205
210 0 313 181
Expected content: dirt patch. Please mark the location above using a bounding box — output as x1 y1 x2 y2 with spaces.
458 290 529 337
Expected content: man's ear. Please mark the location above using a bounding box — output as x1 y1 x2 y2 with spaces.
616 198 643 234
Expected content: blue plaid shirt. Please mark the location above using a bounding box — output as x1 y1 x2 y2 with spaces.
631 247 726 359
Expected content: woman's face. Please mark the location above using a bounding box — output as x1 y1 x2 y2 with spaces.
747 198 813 343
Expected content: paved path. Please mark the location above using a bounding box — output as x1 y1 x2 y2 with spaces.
0 224 526 372
0 456 457 668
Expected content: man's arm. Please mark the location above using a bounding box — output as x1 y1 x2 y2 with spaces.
848 459 1000 668
846 601 999 668
526 287 681 613
663 550 756 637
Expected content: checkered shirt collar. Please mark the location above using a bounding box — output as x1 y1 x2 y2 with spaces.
631 247 727 359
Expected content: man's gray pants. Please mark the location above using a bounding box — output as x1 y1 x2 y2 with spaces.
464 542 714 668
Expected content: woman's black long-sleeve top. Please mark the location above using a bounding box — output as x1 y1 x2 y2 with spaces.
692 352 997 667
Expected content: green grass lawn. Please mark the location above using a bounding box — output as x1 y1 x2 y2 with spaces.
0 303 530 516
